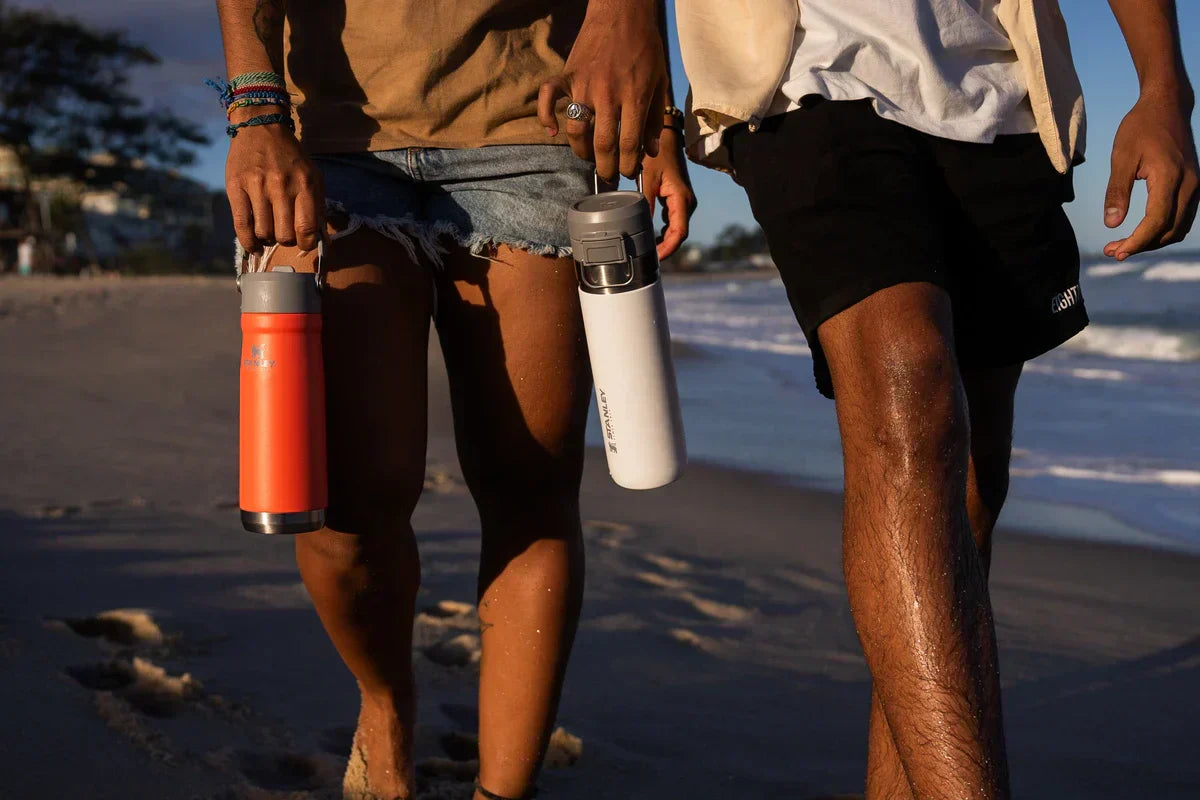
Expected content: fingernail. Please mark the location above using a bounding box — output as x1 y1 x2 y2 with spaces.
1117 252 1129 260
1105 208 1121 220
545 127 556 137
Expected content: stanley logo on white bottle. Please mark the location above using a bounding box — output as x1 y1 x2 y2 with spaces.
598 389 618 453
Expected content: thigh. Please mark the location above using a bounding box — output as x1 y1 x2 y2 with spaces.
434 245 592 496
266 229 434 532
727 99 949 398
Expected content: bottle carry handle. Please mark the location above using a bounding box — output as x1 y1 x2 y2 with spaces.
593 170 643 197
236 240 324 293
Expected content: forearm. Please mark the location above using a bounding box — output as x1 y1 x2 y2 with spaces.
216 0 286 81
1108 0 1194 106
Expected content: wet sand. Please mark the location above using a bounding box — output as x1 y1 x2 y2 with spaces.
0 276 1197 799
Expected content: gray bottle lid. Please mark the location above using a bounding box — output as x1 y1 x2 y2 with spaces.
569 191 652 236
239 267 322 314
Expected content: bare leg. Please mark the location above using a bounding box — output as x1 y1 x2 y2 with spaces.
434 247 591 800
274 230 433 799
862 362 1022 800
820 283 1010 800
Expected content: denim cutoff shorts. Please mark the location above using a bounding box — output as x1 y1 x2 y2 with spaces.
311 143 594 265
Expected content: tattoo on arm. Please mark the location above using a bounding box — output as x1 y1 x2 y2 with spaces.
253 0 286 74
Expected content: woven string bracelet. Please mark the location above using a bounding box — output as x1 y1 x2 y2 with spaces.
206 71 289 110
226 112 296 138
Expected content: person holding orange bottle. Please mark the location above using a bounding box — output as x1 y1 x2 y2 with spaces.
213 1 694 799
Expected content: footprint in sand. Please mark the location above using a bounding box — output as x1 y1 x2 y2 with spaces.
632 567 756 625
582 519 636 550
423 634 482 668
440 725 581 770
641 553 693 574
416 600 478 630
234 749 332 793
772 568 844 596
417 724 581 789
634 570 690 591
543 727 583 768
66 656 202 718
424 468 469 495
53 608 166 648
668 627 726 657
25 504 81 519
676 591 755 623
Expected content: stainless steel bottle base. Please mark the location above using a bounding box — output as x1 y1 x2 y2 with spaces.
241 509 325 535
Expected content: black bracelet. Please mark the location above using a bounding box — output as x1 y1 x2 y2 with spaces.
226 112 296 138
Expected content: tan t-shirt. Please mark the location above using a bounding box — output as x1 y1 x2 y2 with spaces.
284 0 586 153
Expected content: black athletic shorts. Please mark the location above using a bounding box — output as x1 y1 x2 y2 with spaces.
726 96 1089 398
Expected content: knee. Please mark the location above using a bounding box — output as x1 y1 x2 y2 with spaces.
850 334 970 480
461 449 582 525
326 463 425 536
298 526 421 594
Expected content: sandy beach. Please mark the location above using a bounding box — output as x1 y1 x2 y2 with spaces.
1 275 1197 800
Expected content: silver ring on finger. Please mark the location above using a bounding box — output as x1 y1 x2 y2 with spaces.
565 101 595 124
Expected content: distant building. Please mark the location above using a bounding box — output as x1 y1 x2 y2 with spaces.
0 145 220 271
663 243 705 272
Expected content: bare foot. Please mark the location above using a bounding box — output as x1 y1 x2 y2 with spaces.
342 695 415 800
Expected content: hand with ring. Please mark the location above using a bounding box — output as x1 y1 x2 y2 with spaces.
537 0 667 182
565 101 594 125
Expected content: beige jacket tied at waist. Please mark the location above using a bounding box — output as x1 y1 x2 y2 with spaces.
675 0 1087 174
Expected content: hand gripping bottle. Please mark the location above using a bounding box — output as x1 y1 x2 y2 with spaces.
238 258 327 534
568 180 687 490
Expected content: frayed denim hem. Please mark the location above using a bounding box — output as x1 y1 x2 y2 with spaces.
327 199 573 266
232 198 574 277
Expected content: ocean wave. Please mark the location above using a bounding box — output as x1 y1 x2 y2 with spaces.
1011 463 1200 489
671 332 812 357
1062 325 1200 362
1086 262 1142 278
1143 261 1200 282
1022 363 1129 381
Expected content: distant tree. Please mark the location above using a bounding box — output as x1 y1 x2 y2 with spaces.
706 223 768 261
0 1 208 235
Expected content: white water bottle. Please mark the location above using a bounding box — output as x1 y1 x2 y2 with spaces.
568 185 687 490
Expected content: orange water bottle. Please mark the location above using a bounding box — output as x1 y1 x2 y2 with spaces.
238 262 327 534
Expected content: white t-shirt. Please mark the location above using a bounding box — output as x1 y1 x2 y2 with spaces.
772 0 1038 141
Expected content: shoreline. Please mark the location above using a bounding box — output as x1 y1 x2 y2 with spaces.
2 275 1198 798
600 445 1200 559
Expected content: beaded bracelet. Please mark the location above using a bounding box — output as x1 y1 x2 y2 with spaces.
226 112 296 138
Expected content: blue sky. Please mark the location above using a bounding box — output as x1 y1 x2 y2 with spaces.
13 1 1200 253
